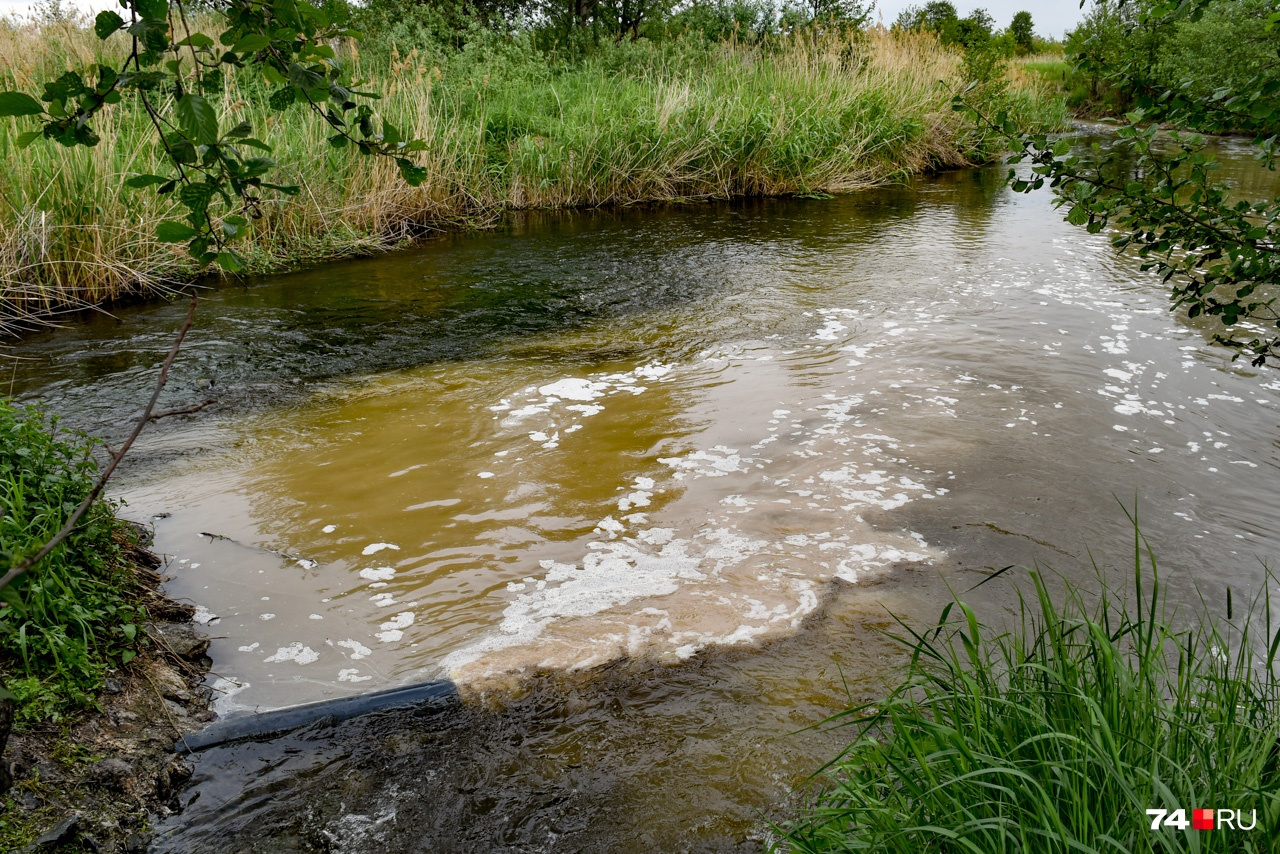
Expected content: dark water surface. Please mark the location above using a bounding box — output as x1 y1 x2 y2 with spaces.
10 139 1280 851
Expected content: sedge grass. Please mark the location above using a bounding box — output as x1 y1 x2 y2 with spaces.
778 526 1280 852
0 22 1068 328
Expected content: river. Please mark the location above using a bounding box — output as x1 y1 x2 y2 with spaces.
10 133 1280 851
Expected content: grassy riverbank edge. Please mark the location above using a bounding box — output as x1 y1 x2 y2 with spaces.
1 23 1068 330
0 566 215 853
0 402 215 850
776 532 1280 853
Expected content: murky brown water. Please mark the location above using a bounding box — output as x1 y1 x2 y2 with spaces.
11 133 1280 851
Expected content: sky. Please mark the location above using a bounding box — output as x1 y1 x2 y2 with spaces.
870 1 1086 39
1 0 1088 40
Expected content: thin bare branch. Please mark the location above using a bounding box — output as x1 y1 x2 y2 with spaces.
0 295 199 593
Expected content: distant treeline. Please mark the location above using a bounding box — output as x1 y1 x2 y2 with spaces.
278 0 1049 56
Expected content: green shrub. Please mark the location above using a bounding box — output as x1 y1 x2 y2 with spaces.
0 402 143 722
779 532 1280 852
1065 0 1280 121
1154 0 1280 101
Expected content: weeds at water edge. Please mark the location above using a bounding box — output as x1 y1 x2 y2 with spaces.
777 524 1280 852
0 401 146 723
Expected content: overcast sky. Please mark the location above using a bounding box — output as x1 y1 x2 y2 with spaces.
870 1 1086 39
1 0 1088 40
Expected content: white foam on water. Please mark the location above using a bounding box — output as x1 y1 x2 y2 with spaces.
263 642 320 665
377 611 415 642
337 668 372 683
659 446 751 478
336 639 372 660
539 378 610 401
191 604 219 625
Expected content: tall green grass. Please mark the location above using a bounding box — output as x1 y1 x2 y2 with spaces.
0 21 1068 328
0 401 145 722
779 530 1280 852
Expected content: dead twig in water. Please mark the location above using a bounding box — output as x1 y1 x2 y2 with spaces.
151 399 215 421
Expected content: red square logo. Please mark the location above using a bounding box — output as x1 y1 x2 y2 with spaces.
1193 809 1215 831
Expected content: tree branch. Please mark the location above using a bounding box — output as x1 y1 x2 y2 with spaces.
0 295 199 593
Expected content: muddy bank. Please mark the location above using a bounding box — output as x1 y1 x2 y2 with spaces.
3 532 215 854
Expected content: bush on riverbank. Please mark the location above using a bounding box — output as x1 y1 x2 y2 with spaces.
0 402 146 722
1064 0 1280 120
0 18 1066 329
779 543 1280 852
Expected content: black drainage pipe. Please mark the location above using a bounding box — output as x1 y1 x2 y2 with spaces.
175 678 459 754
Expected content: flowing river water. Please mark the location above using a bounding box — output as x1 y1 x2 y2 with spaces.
10 134 1280 851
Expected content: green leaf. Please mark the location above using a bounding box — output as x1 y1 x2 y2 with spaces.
215 251 244 271
169 140 198 164
287 62 325 91
0 91 44 117
274 0 301 28
125 173 169 188
176 32 215 47
396 157 426 187
94 10 124 39
231 34 271 54
156 220 197 242
135 0 167 20
122 623 137 641
1249 99 1275 120
74 125 99 147
15 130 41 148
175 94 218 145
268 86 296 109
1066 205 1089 226
178 181 216 214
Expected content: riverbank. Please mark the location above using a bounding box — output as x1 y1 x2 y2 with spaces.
1 531 214 854
778 554 1280 852
0 22 1067 330
0 402 215 851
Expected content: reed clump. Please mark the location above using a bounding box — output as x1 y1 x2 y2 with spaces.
778 534 1280 853
0 20 1067 327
